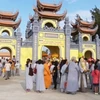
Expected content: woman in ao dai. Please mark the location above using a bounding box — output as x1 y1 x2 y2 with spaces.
36 59 45 92
25 59 33 92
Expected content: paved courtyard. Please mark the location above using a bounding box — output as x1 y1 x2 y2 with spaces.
0 71 100 100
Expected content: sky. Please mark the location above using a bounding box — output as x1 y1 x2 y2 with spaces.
0 0 100 39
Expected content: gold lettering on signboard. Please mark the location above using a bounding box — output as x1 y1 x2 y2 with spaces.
0 40 12 43
39 39 64 46
84 44 94 48
45 33 58 38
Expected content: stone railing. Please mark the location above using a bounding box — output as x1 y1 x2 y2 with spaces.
70 42 79 48
21 40 32 47
40 27 64 33
82 41 96 44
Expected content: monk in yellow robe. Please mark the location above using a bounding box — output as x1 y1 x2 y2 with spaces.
44 60 52 89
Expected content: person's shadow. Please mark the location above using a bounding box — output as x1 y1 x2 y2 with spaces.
20 76 36 92
20 81 26 91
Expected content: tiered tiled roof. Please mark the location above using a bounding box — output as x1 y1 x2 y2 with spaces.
30 0 67 21
0 11 21 30
37 0 62 12
34 8 67 21
71 14 98 35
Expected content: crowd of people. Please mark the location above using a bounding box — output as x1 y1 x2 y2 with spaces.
0 56 21 80
25 56 100 95
0 55 100 95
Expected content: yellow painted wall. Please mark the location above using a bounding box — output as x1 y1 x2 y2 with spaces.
60 46 65 59
20 47 32 70
70 49 79 61
0 26 13 36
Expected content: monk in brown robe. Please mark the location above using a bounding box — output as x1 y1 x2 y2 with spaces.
44 60 52 89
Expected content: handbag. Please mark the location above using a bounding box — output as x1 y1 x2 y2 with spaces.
65 64 69 74
29 64 33 76
33 66 37 74
64 81 67 88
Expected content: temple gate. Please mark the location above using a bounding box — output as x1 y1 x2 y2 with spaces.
0 11 21 61
25 0 71 63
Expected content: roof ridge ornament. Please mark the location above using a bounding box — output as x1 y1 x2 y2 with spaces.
16 27 21 36
96 34 99 40
65 17 69 24
34 13 38 20
17 27 20 32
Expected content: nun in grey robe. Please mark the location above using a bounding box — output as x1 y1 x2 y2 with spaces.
66 57 79 94
60 63 68 92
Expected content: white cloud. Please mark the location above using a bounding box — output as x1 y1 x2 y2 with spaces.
59 21 64 28
68 10 92 22
65 0 77 4
60 10 92 28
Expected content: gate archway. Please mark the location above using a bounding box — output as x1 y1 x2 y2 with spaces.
42 46 60 60
84 50 92 59
0 47 12 59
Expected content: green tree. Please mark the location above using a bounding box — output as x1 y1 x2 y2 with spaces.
90 6 100 38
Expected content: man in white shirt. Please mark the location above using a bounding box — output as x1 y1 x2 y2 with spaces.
12 55 16 64
5 59 11 80
15 61 21 76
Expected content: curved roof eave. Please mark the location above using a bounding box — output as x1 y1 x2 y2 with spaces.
37 0 62 11
0 11 19 21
